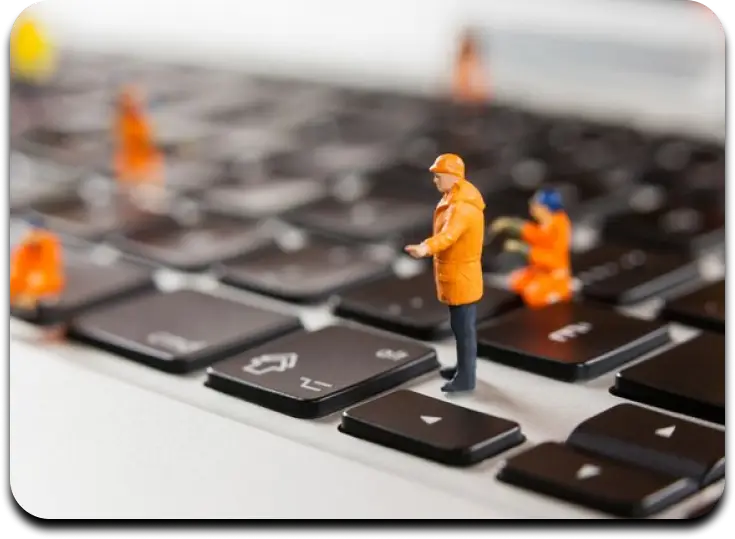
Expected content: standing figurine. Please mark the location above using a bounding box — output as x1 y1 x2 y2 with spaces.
114 86 164 203
405 154 486 393
10 219 65 319
452 30 490 104
10 11 56 139
490 188 573 308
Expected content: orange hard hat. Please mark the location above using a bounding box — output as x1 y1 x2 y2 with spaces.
429 153 465 178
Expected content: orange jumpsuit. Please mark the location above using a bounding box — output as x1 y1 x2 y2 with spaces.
452 34 490 104
509 213 573 308
114 89 163 187
10 230 65 309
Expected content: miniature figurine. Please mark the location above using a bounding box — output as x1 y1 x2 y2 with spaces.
489 188 573 308
405 154 486 393
10 219 65 318
10 11 56 139
114 86 165 203
452 30 490 104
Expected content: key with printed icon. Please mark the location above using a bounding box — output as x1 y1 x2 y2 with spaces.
496 442 697 518
69 289 302 373
340 389 525 466
567 403 724 486
206 325 439 419
476 302 670 382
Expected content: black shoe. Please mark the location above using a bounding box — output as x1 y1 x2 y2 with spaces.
439 366 457 380
441 381 475 393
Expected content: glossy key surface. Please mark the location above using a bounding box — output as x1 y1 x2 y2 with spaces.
206 325 438 419
69 289 302 373
568 403 724 486
612 333 725 425
661 280 724 333
336 270 521 340
476 302 670 381
340 389 524 466
497 442 697 518
114 214 266 271
220 238 393 303
575 245 698 305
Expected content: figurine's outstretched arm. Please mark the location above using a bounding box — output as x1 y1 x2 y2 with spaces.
423 203 472 255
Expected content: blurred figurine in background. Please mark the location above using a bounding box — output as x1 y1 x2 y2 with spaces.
10 11 57 138
405 154 486 393
490 188 573 308
114 86 165 205
452 30 490 104
10 219 65 325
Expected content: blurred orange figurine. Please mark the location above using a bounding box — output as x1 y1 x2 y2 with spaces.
490 189 573 308
10 221 65 313
404 154 486 393
114 86 164 191
452 30 490 104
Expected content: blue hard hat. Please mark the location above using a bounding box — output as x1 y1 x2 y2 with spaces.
532 188 564 212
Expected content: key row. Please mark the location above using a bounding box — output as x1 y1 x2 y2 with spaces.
11 251 724 421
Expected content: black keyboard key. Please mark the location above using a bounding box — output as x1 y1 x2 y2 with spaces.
283 195 434 243
336 271 520 340
206 325 438 418
602 188 724 255
661 280 724 333
340 389 524 466
69 289 301 373
11 253 153 326
612 333 724 425
576 246 699 305
497 442 697 518
477 303 670 381
29 193 164 241
114 214 266 271
568 404 724 486
219 237 392 303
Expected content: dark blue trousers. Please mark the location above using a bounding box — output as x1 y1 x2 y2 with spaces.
448 302 478 388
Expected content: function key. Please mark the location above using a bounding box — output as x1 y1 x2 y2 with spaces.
219 236 393 303
661 280 724 333
206 325 438 419
575 245 699 305
497 442 697 518
568 404 724 486
11 251 153 326
477 302 670 382
612 333 724 425
114 214 266 271
336 270 520 340
69 289 301 373
340 389 524 466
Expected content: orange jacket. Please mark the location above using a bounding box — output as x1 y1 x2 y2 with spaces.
424 179 486 306
115 90 162 183
10 230 65 300
520 212 572 275
452 35 490 104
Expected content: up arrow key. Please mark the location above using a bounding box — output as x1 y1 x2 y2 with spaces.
655 425 676 438
420 415 442 425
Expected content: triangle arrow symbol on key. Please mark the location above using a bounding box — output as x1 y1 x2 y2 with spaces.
655 425 676 438
576 464 601 480
420 415 442 425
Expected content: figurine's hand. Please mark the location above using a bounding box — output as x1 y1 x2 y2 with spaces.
404 243 430 258
490 217 516 234
503 239 528 254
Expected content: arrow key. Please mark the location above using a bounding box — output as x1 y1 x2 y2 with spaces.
497 442 697 517
567 403 724 486
340 389 524 466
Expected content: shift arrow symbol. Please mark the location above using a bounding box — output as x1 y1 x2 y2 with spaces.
420 415 442 425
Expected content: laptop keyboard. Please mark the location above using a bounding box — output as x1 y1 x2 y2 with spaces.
10 51 724 519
